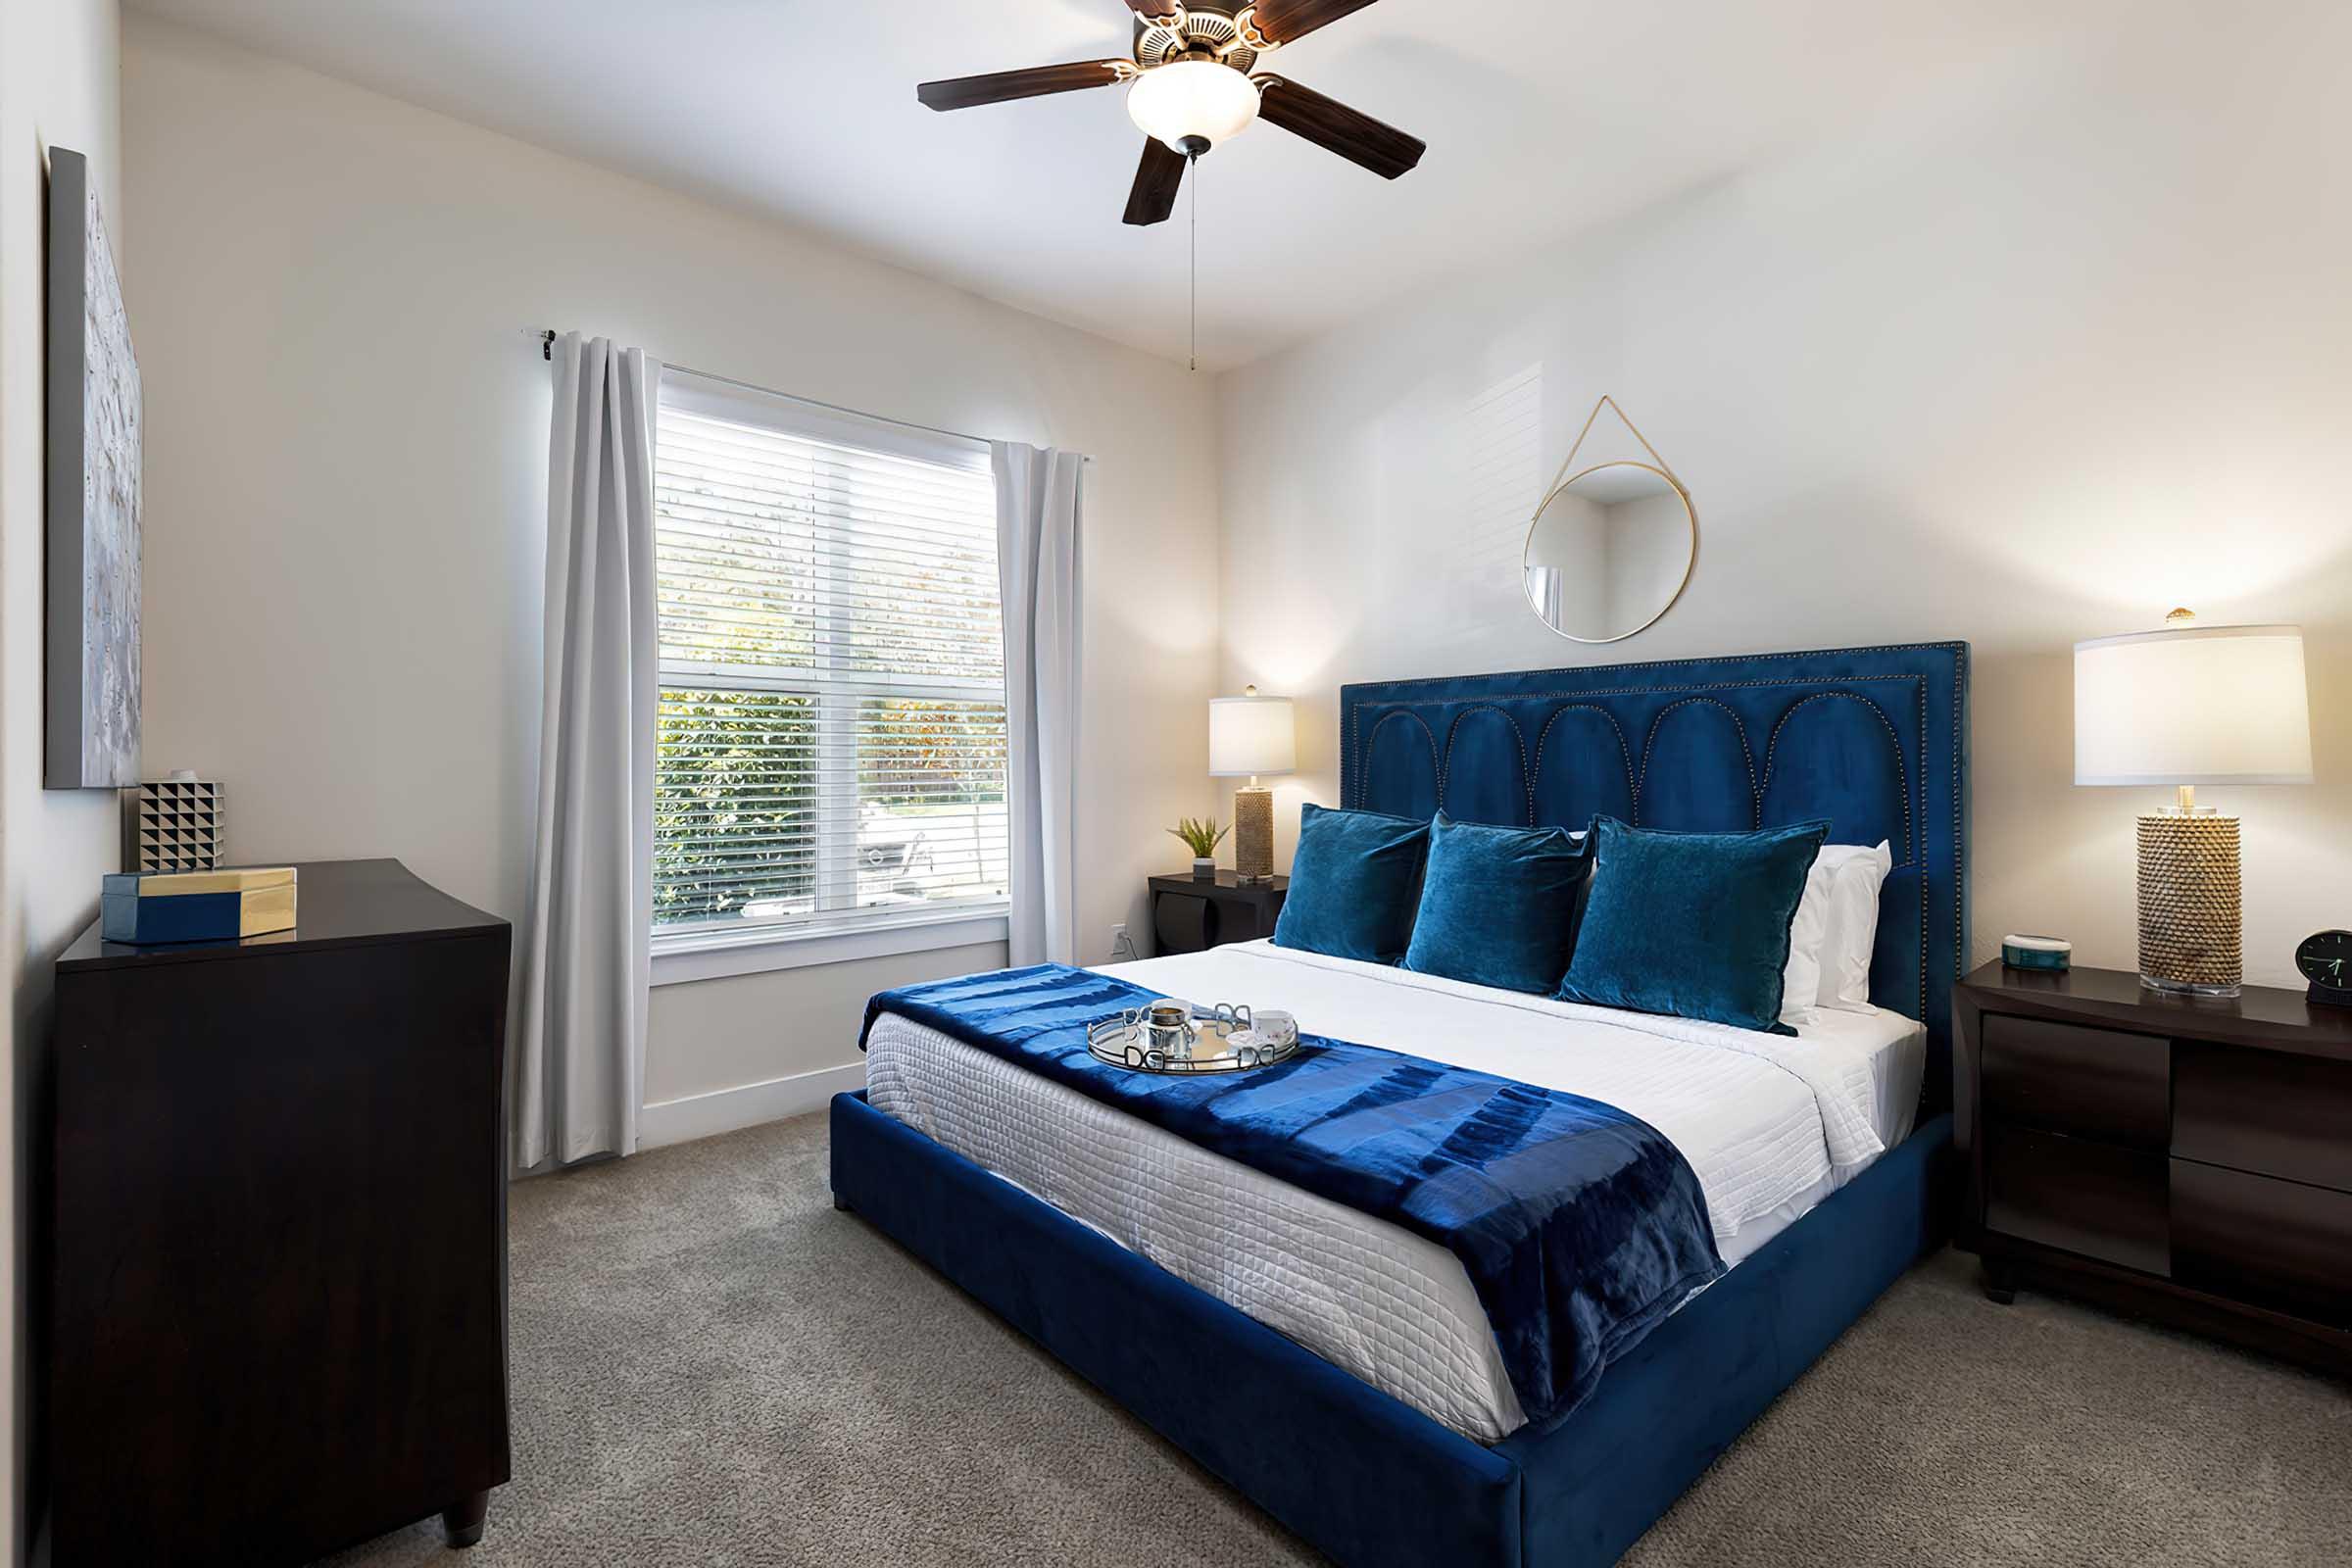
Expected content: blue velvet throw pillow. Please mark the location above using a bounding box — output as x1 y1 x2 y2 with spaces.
1270 804 1431 965
1556 815 1830 1035
1402 813 1592 995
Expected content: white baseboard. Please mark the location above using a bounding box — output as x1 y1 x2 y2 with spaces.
639 1061 866 1150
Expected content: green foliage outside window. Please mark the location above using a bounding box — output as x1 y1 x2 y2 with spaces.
655 690 817 926
652 407 1006 932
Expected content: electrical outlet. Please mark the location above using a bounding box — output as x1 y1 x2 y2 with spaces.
1109 923 1138 961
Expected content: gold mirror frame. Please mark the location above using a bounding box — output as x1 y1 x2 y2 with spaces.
1521 398 1696 646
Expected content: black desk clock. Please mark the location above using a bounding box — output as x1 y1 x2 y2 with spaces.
2298 929 2352 1006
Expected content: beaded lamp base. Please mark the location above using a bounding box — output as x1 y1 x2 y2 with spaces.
1234 785 1274 884
2135 809 2242 996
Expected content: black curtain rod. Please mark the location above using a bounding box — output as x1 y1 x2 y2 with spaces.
528 327 1080 459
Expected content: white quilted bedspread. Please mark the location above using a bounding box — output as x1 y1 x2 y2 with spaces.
863 940 1922 1443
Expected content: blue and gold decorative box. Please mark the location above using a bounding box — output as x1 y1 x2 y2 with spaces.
2001 933 2072 973
101 866 298 946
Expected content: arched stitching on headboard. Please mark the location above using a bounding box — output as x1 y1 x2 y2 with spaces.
1359 710 1440 811
1346 669 1935 802
1439 706 1532 825
1759 691 1915 867
1531 705 1636 828
1637 697 1758 828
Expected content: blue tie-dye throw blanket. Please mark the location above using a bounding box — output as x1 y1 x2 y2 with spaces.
861 963 1724 1431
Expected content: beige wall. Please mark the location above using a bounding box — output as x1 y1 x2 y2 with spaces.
110 5 2352 1117
122 18 1222 1116
1216 2 2352 990
1 0 125 1554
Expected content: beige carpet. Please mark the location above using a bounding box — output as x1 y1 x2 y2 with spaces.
320 1111 2351 1567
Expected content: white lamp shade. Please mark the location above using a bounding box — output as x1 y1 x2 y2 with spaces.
1209 694 1296 777
2075 623 2313 785
1127 60 1261 152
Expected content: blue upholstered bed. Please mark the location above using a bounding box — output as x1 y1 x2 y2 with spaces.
831 641 1969 1566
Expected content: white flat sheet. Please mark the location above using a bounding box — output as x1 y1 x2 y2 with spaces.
864 940 1924 1442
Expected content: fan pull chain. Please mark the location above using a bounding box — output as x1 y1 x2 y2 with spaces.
1189 151 1200 372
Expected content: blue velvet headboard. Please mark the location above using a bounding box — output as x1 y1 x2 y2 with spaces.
1340 642 1969 1112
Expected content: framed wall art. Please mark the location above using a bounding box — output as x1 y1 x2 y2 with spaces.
46 145 141 791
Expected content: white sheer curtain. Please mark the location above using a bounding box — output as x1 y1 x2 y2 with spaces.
514 334 662 1169
992 443 1084 966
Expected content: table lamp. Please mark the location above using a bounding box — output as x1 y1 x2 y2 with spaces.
1209 686 1296 885
2074 611 2313 996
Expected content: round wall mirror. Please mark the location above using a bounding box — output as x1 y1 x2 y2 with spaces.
1521 461 1696 643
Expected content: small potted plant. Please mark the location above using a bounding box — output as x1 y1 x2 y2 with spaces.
1168 816 1228 881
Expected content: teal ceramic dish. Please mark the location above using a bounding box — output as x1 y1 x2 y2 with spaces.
2000 934 2072 972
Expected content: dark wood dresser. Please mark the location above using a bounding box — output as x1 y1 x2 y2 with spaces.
49 858 513 1564
1955 961 2352 1372
1149 871 1288 956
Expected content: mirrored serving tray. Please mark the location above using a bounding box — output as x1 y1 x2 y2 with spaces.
1087 1001 1299 1075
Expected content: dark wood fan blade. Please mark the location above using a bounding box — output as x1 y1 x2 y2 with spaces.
1123 138 1189 226
1253 75 1424 178
1248 0 1383 45
1122 0 1185 19
917 61 1127 112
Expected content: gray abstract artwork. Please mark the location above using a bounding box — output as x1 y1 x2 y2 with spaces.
46 147 141 789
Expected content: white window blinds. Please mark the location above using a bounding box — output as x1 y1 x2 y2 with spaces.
652 374 1009 943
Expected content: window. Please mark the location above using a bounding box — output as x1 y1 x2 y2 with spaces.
652 374 1009 953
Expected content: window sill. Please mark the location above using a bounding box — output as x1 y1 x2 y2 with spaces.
650 909 1010 987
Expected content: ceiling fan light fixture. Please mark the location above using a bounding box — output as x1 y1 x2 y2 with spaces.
1126 59 1260 155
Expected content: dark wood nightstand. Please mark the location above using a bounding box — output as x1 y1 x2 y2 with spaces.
1148 871 1288 956
1955 960 2352 1373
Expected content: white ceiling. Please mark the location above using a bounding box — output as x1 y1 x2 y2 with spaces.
128 0 2082 371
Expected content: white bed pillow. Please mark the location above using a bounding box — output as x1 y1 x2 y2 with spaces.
1779 858 1835 1026
1813 841 1894 1012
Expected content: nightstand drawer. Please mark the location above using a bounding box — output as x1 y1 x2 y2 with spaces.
1984 1125 2169 1275
1958 961 2352 1378
2174 1043 2352 1192
2174 1159 2352 1324
1981 1013 2171 1149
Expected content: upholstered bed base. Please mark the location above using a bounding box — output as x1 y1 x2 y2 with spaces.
830 1089 1954 1568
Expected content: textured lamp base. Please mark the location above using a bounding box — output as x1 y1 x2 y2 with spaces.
2136 810 2242 996
1234 786 1274 884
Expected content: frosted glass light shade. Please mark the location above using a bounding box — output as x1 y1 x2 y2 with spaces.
1209 694 1295 777
2075 623 2313 785
1127 61 1261 152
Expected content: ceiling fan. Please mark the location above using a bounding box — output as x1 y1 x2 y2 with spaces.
917 1 1426 227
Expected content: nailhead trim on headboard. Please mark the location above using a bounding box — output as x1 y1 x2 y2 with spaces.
1761 691 1915 866
1530 705 1636 825
1437 706 1533 823
1637 697 1760 826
